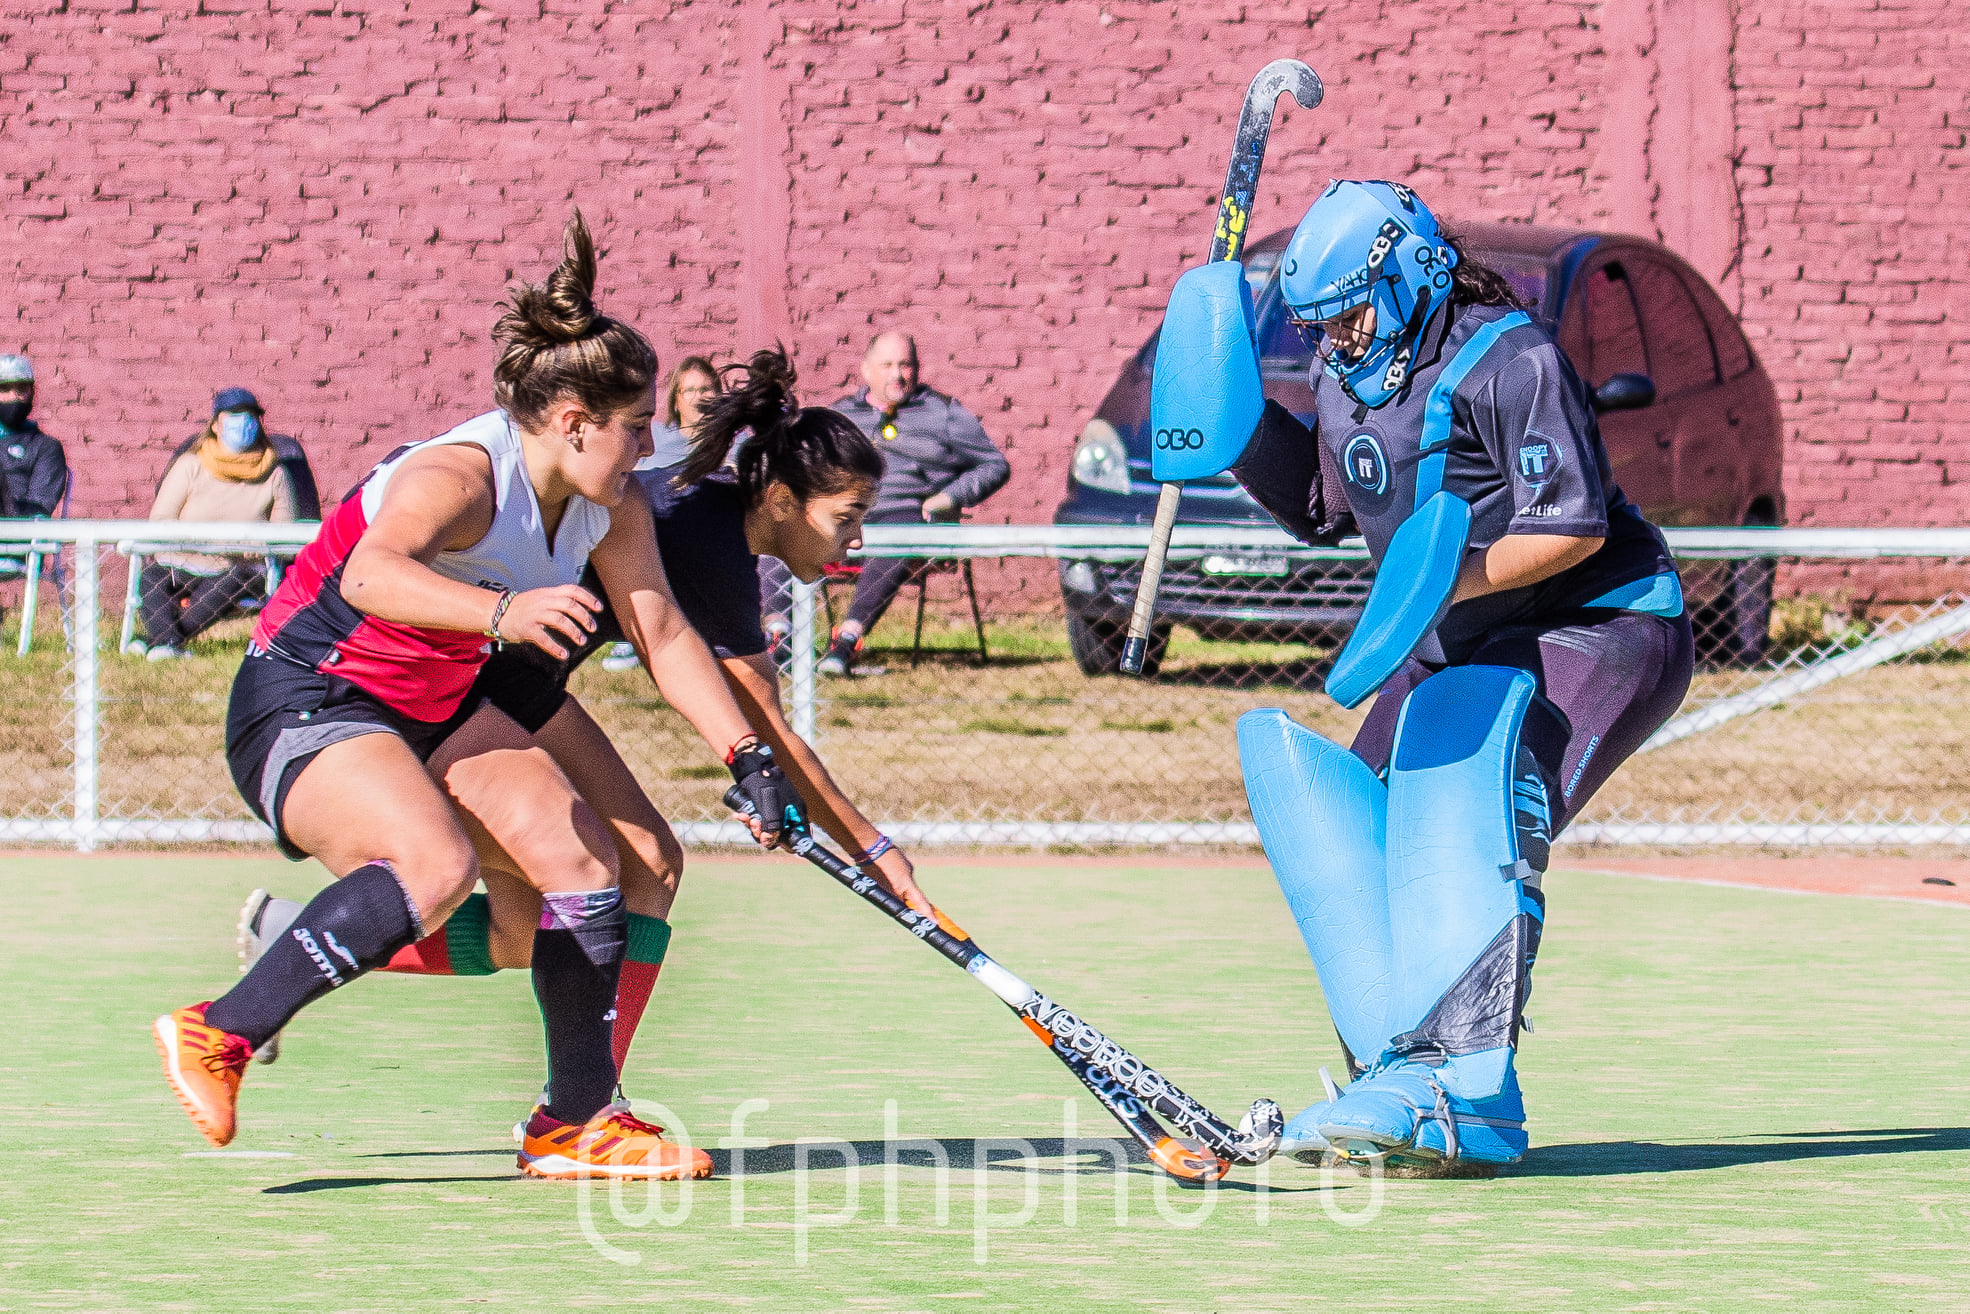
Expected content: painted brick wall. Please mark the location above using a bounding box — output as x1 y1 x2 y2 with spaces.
1733 2 1970 526
4 0 1966 537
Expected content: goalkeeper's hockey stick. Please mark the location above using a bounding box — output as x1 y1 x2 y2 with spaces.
725 788 1282 1181
1121 57 1323 676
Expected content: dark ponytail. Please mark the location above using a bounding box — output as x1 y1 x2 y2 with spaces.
491 209 659 427
1442 232 1523 310
680 346 885 506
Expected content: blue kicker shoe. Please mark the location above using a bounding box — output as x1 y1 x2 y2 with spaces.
1318 1046 1527 1167
1277 1067 1347 1163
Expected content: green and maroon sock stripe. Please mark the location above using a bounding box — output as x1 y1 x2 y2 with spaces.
381 892 497 976
611 913 673 1074
625 912 672 967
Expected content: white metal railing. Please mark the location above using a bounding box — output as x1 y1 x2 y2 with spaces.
6 520 1970 852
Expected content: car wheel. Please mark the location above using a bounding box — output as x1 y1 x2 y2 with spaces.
1066 611 1167 677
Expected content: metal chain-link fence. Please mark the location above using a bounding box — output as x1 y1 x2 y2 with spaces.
4 523 1967 849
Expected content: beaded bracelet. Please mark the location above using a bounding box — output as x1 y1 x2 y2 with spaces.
853 834 895 865
485 588 515 645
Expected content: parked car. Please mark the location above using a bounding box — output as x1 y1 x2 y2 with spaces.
1054 222 1785 675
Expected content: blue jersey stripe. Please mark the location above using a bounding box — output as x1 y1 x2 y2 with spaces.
1413 310 1533 509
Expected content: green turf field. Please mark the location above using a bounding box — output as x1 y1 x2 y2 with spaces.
4 854 1967 1311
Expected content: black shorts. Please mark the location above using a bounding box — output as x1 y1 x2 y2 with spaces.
225 650 478 860
467 642 576 737
1350 607 1695 833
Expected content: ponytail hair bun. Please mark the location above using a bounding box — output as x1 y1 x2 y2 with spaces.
492 209 658 426
680 345 884 507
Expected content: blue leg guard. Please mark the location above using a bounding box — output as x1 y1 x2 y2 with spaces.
1317 666 1557 1168
1238 709 1395 1160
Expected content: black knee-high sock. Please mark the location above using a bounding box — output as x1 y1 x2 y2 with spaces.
205 862 422 1051
534 888 628 1126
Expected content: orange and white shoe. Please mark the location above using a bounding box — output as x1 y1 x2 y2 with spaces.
154 1003 251 1147
517 1104 712 1180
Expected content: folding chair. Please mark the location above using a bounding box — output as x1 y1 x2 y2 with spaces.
118 540 294 655
3 469 73 657
820 556 989 668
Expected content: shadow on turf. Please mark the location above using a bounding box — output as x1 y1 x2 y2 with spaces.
265 1174 522 1193
1520 1127 1970 1176
273 1139 1305 1194
361 1137 1160 1174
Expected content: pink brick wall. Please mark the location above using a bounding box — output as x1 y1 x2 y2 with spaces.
5 0 1966 531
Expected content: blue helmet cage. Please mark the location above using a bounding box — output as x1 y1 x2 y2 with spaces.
1280 180 1460 409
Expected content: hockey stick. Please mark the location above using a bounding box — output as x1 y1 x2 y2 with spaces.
725 788 1282 1181
1120 58 1323 676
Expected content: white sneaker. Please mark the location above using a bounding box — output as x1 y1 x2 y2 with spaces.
123 639 149 658
514 1085 552 1143
599 642 639 673
146 644 188 662
236 890 303 1064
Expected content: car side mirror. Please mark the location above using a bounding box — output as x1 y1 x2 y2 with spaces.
1593 373 1656 413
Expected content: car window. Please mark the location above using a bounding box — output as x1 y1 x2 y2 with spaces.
1629 259 1718 397
1582 260 1648 387
1684 271 1754 379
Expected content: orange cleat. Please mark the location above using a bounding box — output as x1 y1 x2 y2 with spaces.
517 1104 713 1180
1149 1135 1231 1182
154 1003 251 1148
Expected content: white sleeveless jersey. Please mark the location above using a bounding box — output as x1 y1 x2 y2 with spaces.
360 409 613 594
254 409 614 722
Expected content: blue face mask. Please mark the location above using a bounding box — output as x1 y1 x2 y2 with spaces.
217 411 262 453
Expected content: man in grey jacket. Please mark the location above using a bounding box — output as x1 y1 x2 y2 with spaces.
817 331 1010 676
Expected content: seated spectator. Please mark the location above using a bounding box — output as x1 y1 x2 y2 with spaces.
134 387 299 660
0 354 67 519
1 353 71 632
601 357 724 671
165 421 322 520
815 331 1010 676
648 355 724 469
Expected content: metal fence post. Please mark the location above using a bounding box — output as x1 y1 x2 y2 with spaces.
790 577 817 742
70 535 100 853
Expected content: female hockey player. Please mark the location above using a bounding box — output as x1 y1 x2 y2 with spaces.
1218 181 1693 1168
237 347 933 1097
156 213 803 1180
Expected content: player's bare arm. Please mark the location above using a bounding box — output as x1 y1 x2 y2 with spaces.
341 445 601 656
1452 531 1605 602
721 647 931 913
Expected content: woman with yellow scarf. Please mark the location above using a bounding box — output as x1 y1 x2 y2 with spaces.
136 387 300 659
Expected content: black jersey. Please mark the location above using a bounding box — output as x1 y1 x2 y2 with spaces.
467 467 767 732
624 467 770 662
1232 302 1678 662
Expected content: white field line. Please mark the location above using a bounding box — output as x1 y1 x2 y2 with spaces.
9 817 1970 849
1566 865 1970 911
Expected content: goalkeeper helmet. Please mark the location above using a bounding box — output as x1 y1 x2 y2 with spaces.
1280 180 1458 409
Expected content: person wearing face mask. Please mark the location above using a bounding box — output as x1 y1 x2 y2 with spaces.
0 354 69 521
815 330 1010 677
134 388 301 660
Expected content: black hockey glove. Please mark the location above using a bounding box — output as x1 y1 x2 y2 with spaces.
725 738 806 846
